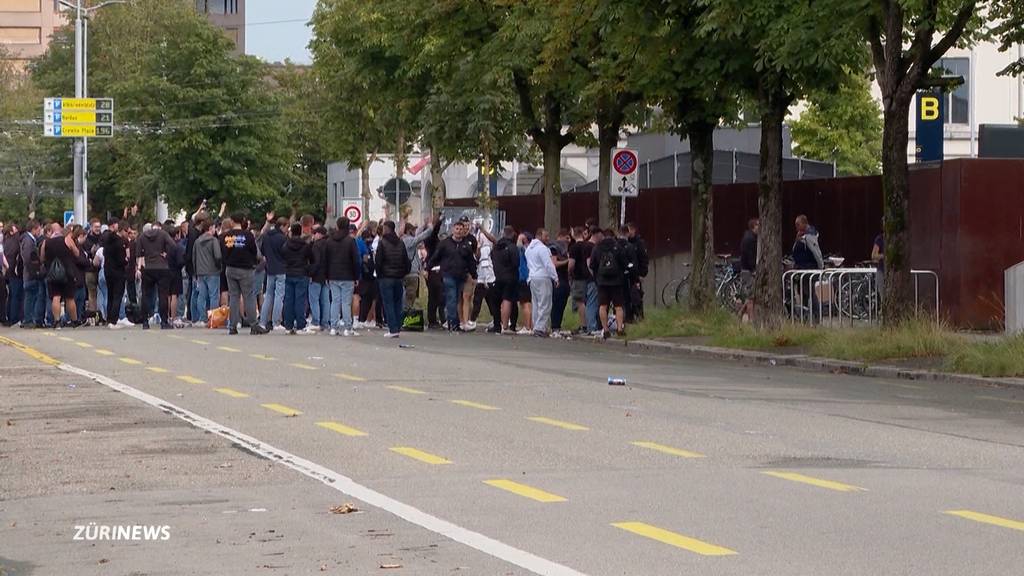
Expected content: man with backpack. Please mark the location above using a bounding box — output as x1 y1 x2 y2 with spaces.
590 228 628 339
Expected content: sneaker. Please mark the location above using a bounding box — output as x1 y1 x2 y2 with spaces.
384 332 400 339
228 328 238 335
342 329 359 337
160 323 173 330
602 330 611 340
299 326 318 335
485 326 501 334
466 321 477 331
141 323 150 330
109 323 123 330
329 328 338 336
532 330 549 338
273 325 288 333
449 326 465 334
117 318 135 327
351 321 363 330
589 330 605 338
516 328 531 335
288 329 296 335
250 324 268 335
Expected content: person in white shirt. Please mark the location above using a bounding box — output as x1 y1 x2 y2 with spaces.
524 228 558 337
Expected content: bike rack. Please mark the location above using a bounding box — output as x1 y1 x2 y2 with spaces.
786 267 938 326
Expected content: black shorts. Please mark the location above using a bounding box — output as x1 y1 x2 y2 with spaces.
169 273 183 296
598 285 625 308
517 281 532 303
356 278 377 297
47 280 77 300
494 280 518 303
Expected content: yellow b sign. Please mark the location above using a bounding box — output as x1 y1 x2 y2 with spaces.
920 96 940 121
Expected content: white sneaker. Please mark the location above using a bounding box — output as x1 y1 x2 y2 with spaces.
299 326 318 335
329 328 338 336
117 318 135 327
516 328 531 335
343 330 360 337
273 325 287 332
109 323 123 330
384 332 399 339
466 321 477 331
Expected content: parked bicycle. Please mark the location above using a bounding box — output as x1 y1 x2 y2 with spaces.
661 255 743 313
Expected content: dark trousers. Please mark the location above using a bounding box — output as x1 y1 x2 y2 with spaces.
106 274 126 326
426 270 444 326
0 275 7 324
23 279 45 326
442 275 465 328
6 277 22 325
141 268 171 326
282 276 309 331
378 277 404 334
551 280 571 330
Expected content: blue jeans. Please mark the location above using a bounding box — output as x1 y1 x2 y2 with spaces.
585 281 599 332
378 277 405 334
308 281 330 329
97 269 108 321
328 280 355 331
193 275 220 322
22 279 44 326
7 277 23 325
283 276 310 331
443 275 465 328
260 273 284 328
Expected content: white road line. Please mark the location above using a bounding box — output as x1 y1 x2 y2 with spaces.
57 362 587 576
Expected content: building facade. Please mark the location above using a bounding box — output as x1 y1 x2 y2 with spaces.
0 0 244 70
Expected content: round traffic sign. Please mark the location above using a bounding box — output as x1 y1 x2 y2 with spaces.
613 150 638 175
343 204 362 224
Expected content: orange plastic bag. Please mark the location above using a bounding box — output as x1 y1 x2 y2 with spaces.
207 306 229 329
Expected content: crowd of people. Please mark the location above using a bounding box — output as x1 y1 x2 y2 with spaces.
0 204 650 340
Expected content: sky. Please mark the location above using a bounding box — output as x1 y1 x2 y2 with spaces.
245 0 317 65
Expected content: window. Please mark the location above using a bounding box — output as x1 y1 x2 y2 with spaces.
0 27 41 45
0 0 41 12
933 57 969 125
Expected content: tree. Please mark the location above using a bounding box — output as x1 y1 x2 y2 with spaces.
270 63 331 219
790 74 883 176
861 0 1022 323
700 0 867 328
32 0 290 218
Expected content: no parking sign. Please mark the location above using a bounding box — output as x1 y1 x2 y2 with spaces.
611 149 639 198
342 203 363 227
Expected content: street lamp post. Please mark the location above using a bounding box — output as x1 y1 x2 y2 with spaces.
58 0 128 225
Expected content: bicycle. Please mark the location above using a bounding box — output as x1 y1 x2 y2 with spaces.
663 255 744 313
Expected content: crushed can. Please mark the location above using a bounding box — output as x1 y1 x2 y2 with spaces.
608 377 626 386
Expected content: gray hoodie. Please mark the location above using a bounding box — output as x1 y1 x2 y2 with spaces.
192 233 222 277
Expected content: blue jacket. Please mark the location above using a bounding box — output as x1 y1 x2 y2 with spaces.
260 227 287 276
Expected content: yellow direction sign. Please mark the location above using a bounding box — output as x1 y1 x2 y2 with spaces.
45 111 114 124
44 97 114 112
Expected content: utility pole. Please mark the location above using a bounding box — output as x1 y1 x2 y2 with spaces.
59 0 128 225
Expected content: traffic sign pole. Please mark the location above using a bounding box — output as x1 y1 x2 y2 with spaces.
73 1 84 225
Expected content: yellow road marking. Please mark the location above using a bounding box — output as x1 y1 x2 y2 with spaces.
119 358 143 365
945 510 1024 532
250 353 275 361
526 416 589 431
58 336 74 342
316 421 369 437
389 447 451 465
977 395 1024 406
75 341 93 348
450 400 500 411
217 346 241 353
762 471 866 492
190 339 210 345
612 522 737 556
0 335 61 366
484 479 566 503
290 363 318 370
95 349 115 356
261 403 302 416
387 385 426 395
214 387 250 399
167 334 185 340
146 367 169 373
42 331 57 336
632 441 705 459
335 373 366 382
176 375 206 385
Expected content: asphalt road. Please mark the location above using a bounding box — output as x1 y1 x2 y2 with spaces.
2 324 1023 575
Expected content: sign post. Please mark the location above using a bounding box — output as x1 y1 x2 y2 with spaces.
915 91 944 163
610 148 640 227
43 98 115 138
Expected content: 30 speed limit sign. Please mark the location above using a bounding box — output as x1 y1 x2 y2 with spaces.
611 149 639 198
342 203 363 226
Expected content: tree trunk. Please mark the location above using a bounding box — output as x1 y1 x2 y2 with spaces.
687 120 716 311
753 97 789 330
880 93 914 324
597 120 620 229
541 137 562 233
428 146 446 213
360 164 371 219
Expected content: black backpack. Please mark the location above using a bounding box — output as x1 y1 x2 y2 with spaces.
619 240 639 279
597 244 622 282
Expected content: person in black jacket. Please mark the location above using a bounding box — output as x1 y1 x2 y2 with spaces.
103 219 131 329
280 223 313 334
426 220 477 333
20 220 46 328
489 226 519 333
324 217 361 336
221 213 264 335
589 229 627 339
625 222 649 322
308 226 330 331
375 220 412 337
423 216 444 328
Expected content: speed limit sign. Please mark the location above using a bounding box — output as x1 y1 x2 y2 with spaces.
342 203 363 227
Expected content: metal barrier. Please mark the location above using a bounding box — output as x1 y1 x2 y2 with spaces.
784 268 939 326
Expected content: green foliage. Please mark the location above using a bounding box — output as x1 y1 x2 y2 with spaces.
790 74 883 176
31 0 290 218
948 336 1024 377
810 320 962 361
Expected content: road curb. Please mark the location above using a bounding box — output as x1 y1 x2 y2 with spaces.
625 339 1024 391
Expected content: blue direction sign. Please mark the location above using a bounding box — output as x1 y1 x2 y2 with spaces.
64 211 75 226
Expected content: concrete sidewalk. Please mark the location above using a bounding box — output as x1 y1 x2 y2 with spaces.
0 345 523 576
